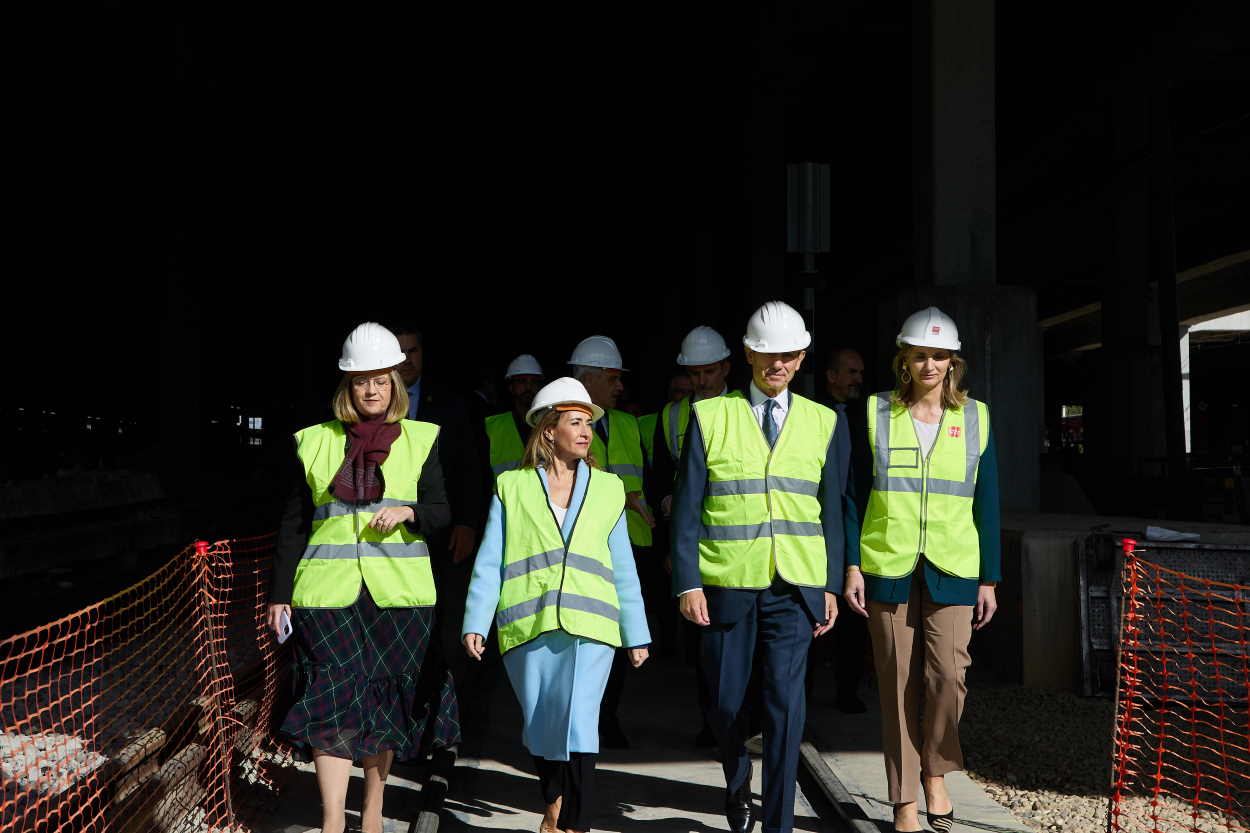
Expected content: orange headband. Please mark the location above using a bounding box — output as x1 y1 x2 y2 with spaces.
554 404 593 417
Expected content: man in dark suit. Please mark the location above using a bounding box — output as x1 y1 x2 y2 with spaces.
392 324 491 738
672 302 853 833
813 347 869 714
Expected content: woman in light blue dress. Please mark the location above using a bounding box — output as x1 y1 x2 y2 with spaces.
463 377 650 833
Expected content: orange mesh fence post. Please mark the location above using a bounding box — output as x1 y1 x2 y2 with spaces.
0 534 294 832
1108 538 1250 833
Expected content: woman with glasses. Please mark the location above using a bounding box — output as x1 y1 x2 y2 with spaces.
267 322 460 833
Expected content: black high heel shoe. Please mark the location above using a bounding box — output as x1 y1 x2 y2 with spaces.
926 808 955 833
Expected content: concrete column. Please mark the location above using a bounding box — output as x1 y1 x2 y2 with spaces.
920 0 996 287
903 0 1040 511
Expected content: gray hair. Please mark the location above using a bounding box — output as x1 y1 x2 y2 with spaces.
571 365 601 382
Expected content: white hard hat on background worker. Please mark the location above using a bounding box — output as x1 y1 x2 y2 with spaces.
338 322 405 372
896 306 961 350
504 354 544 379
568 335 628 371
677 326 731 366
743 301 811 352
525 377 605 426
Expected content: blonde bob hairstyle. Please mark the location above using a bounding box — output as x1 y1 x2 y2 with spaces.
520 408 599 470
332 369 410 424
890 346 970 410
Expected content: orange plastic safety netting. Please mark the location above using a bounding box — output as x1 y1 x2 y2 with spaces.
1111 539 1250 833
0 535 294 832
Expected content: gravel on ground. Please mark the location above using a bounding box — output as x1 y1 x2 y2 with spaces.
959 686 1245 833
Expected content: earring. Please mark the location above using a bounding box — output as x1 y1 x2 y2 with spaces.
901 368 912 384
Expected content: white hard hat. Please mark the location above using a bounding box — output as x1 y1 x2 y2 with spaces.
504 354 544 379
896 306 961 351
568 335 627 371
338 322 405 373
743 301 811 353
525 377 605 426
676 326 731 366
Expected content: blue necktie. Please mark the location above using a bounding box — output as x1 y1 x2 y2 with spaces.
762 398 778 448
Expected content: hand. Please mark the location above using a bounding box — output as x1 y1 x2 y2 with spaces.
628 647 649 668
660 495 673 518
813 592 838 637
449 524 477 564
625 491 656 528
369 505 415 534
266 604 291 638
973 584 997 630
679 589 710 626
463 633 486 660
843 568 868 617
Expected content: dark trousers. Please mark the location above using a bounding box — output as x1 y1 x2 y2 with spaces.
432 551 500 742
534 753 597 831
600 648 629 730
702 579 812 833
807 594 867 700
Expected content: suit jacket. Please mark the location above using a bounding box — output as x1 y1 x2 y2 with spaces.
670 388 852 626
409 377 488 535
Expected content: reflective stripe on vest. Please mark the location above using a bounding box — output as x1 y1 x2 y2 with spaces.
693 391 837 589
494 467 626 653
859 392 989 579
660 396 692 465
485 412 526 479
638 412 658 467
589 409 652 547
292 419 439 608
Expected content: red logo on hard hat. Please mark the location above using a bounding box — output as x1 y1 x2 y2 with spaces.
932 325 942 334
949 426 961 438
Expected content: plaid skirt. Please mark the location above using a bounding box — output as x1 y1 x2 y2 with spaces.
279 586 461 762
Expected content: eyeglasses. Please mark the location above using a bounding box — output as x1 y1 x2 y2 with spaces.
351 376 392 389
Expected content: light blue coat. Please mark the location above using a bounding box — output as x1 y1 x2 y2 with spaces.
463 461 651 759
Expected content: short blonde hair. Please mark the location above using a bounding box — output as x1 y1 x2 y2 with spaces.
520 409 599 470
332 369 409 424
889 347 970 410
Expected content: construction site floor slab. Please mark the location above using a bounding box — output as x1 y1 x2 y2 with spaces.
805 687 1030 833
258 656 828 832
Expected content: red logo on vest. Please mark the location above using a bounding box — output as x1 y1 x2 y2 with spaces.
949 426 961 438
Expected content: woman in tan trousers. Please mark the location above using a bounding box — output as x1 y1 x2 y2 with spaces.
843 307 1001 833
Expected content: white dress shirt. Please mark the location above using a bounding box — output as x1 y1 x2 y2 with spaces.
748 382 789 434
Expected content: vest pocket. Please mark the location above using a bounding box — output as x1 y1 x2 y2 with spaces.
888 446 920 469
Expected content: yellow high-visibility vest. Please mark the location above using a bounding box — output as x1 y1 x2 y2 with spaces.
638 412 658 467
693 391 837 589
660 395 692 466
485 412 526 481
494 467 625 653
293 419 438 608
589 409 653 547
859 392 990 579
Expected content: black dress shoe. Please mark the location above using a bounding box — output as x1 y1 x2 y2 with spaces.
725 765 755 833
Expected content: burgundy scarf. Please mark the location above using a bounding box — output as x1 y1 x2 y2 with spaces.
332 416 402 503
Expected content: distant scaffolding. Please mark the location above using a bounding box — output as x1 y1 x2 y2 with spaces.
1111 539 1250 833
0 536 293 832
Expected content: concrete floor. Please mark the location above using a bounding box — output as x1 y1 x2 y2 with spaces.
257 656 828 833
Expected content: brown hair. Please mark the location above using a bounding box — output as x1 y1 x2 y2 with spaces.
889 347 970 410
520 409 600 470
332 369 410 424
